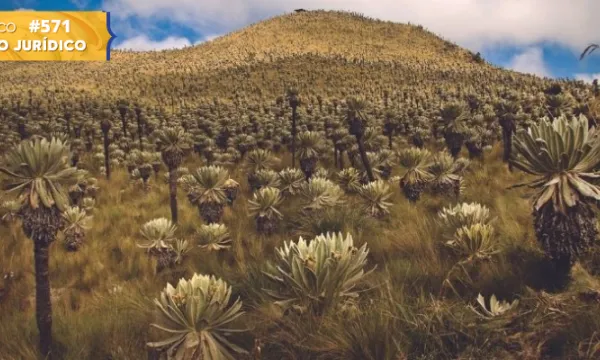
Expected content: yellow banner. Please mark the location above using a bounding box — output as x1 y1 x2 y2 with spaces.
0 11 115 61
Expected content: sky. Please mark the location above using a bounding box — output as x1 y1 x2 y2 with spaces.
4 0 600 82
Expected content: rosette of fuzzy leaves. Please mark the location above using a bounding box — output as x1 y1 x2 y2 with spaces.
335 167 363 194
61 206 92 251
427 152 467 197
246 149 277 191
510 114 600 276
397 147 433 202
147 273 246 360
196 223 232 251
138 217 178 251
297 131 324 179
437 202 494 239
186 166 229 223
446 223 500 260
248 186 283 235
278 168 305 196
510 114 600 213
300 177 345 211
357 180 393 218
263 232 374 315
0 137 82 211
154 127 191 170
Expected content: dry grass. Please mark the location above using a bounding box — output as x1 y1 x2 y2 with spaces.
0 10 556 106
0 8 598 360
0 144 598 360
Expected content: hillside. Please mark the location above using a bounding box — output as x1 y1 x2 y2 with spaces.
1 9 600 360
0 10 571 104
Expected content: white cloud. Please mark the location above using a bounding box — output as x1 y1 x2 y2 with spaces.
193 34 222 45
14 8 35 11
574 73 600 83
116 35 193 51
203 34 221 42
103 0 600 53
507 47 551 77
115 34 220 51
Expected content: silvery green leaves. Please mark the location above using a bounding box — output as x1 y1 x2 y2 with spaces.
438 203 499 260
299 178 345 211
278 168 305 196
427 152 468 197
147 273 247 360
397 147 433 202
438 202 494 240
186 166 229 205
137 217 189 269
469 293 519 319
62 206 92 251
0 137 82 211
248 186 283 219
245 149 276 174
249 187 284 234
154 126 191 169
510 114 600 213
185 166 229 224
335 167 362 194
263 232 374 315
449 223 499 260
138 218 178 251
397 147 433 184
62 206 92 231
358 180 393 218
196 223 232 251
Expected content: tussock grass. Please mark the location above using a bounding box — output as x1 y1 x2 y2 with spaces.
1 146 598 360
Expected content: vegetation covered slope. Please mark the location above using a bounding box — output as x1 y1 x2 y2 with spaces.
0 10 564 102
1 9 600 360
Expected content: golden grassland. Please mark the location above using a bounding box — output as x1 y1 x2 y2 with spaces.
0 10 549 104
0 9 599 360
1 145 600 359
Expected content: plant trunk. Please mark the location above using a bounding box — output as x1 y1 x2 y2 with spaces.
300 157 318 180
333 147 338 168
137 117 143 150
291 106 297 168
199 202 224 224
412 134 424 148
147 346 160 360
120 115 128 137
465 142 483 160
348 152 357 168
64 229 84 251
445 132 463 159
224 187 238 205
103 131 111 180
502 128 513 171
401 179 425 203
256 215 277 235
534 203 597 286
169 167 178 223
34 240 52 357
356 136 375 182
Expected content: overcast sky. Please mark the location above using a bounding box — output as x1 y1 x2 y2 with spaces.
7 0 600 81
